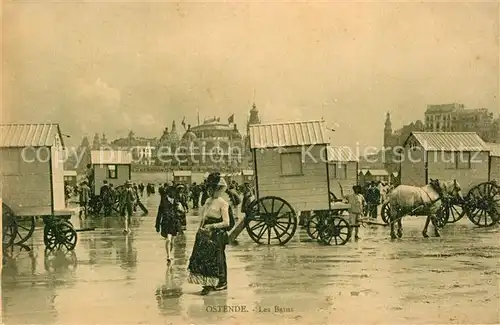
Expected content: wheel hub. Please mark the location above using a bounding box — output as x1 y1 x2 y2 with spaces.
264 214 277 227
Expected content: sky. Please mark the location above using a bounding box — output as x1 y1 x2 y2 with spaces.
2 1 499 151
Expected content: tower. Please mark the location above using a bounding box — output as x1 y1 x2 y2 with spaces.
101 133 108 146
384 112 393 148
247 102 261 135
171 120 177 134
169 120 179 143
92 133 101 150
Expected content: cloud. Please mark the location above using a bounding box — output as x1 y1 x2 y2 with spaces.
136 114 156 127
76 78 121 110
71 78 133 136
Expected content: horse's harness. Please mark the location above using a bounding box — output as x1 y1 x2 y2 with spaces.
416 180 458 214
420 181 442 208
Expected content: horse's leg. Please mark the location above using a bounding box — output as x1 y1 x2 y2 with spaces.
430 214 441 237
390 209 397 240
397 217 403 238
422 215 431 238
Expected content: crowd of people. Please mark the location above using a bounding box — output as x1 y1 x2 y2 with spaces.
69 168 396 296
361 181 393 218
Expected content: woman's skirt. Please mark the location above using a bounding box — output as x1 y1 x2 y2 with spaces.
187 228 227 287
160 217 181 237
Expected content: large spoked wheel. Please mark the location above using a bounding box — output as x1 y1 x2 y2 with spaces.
44 220 78 251
306 212 328 240
245 196 297 245
2 203 17 251
443 200 466 224
465 182 500 227
318 215 352 245
13 216 36 245
435 205 448 228
381 202 391 224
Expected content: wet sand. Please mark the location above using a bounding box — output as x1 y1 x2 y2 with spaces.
2 194 499 324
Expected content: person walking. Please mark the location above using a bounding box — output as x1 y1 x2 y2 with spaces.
120 180 135 233
187 172 230 295
226 184 241 223
155 185 184 263
78 181 91 218
366 182 381 219
346 185 366 241
191 183 201 209
200 180 210 206
176 185 188 231
241 182 255 215
100 180 113 216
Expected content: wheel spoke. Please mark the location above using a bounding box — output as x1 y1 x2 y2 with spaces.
276 212 292 220
326 232 333 244
275 222 288 233
272 227 282 244
255 225 267 241
250 221 265 231
480 210 487 223
274 202 285 217
259 200 270 215
17 224 30 232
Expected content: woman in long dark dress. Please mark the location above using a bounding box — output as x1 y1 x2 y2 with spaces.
156 185 184 263
187 172 230 295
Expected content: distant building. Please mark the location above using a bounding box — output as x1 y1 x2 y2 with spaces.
383 112 425 173
245 103 262 166
152 104 260 171
424 103 464 132
247 103 261 134
358 169 390 186
167 117 245 170
424 103 498 142
101 104 261 173
110 131 157 165
384 112 425 148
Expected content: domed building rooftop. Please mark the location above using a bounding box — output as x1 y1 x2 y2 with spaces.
190 117 242 140
182 125 197 142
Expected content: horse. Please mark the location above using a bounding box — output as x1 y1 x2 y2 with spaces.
388 179 463 240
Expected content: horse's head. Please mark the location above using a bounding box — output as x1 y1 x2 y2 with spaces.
430 179 463 201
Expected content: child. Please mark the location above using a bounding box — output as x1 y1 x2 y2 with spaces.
156 185 185 263
346 185 366 241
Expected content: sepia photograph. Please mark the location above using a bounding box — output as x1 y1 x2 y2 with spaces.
1 1 499 324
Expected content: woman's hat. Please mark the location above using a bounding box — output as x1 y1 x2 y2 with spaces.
206 172 227 188
217 177 228 188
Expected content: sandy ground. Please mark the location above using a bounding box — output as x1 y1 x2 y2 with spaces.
2 194 499 325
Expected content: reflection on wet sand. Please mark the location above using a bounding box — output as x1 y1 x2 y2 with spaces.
44 250 78 274
116 232 138 270
2 246 78 325
2 193 498 325
2 247 38 280
155 265 183 316
155 233 188 316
